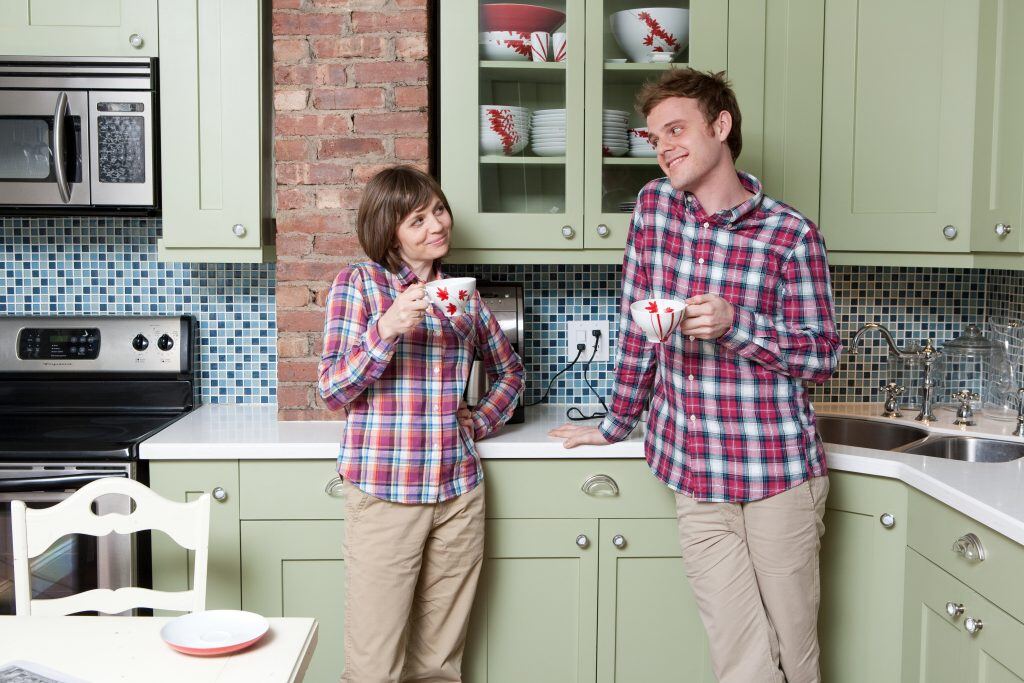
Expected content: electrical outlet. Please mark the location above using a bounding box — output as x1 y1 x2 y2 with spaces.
566 320 610 362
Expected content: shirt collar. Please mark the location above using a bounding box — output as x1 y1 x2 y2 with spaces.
394 261 445 286
682 171 763 227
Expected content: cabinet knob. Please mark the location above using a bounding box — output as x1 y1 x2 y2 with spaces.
879 512 896 528
946 601 964 618
129 33 144 49
581 474 619 497
942 225 958 240
212 486 227 502
964 616 984 634
612 534 626 549
232 223 247 238
325 476 344 497
575 534 590 549
952 533 986 562
995 223 1012 237
596 224 610 238
561 225 575 239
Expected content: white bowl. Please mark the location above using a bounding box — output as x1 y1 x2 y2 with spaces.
629 298 687 343
610 8 690 63
628 148 658 157
479 31 533 61
425 277 476 317
481 133 528 155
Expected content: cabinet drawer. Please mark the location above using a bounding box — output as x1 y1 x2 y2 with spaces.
482 459 676 519
240 460 344 520
907 490 1024 622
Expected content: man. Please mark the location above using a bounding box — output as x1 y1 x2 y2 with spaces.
550 69 841 683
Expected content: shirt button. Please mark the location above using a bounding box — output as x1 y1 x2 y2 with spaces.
688 374 694 381
702 222 710 228
698 258 705 264
433 366 440 374
433 403 440 410
689 415 697 422
689 335 695 341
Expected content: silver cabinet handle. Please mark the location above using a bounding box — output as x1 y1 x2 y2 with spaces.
946 601 964 618
232 223 247 238
995 223 1012 237
129 33 144 49
879 512 896 529
964 616 984 634
596 224 610 238
52 91 70 204
575 534 590 549
212 486 227 502
942 225 958 240
952 533 986 562
325 476 344 497
612 534 626 549
581 474 619 497
561 225 575 239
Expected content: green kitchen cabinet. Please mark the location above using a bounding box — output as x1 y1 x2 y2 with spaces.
157 0 274 263
819 472 908 683
148 460 241 610
0 0 158 56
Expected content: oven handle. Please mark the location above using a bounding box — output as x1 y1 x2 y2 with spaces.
0 471 126 494
52 90 71 204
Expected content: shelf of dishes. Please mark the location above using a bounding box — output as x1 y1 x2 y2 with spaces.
480 105 656 158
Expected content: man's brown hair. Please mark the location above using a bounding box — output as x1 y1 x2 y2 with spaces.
356 165 452 274
635 68 742 161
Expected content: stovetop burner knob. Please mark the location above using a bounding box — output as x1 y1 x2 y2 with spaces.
157 334 174 351
132 334 149 351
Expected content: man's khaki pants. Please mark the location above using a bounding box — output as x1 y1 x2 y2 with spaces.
675 476 829 683
341 480 485 683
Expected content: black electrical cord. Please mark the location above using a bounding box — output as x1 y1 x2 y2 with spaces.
566 331 609 421
526 344 585 407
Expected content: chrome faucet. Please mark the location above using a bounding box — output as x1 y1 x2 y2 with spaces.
849 323 942 423
1014 388 1024 437
850 323 908 358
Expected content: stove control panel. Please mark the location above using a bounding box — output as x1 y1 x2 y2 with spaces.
18 328 101 360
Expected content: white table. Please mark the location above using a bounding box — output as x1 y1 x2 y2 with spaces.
0 616 317 682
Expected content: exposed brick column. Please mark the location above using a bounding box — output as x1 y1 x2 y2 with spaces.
273 0 429 420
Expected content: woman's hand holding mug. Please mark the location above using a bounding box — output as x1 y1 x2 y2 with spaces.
378 283 429 342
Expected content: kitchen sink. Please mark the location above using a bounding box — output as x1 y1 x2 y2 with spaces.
897 436 1024 463
815 415 930 451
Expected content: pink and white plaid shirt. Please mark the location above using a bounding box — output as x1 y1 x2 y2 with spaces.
319 261 524 504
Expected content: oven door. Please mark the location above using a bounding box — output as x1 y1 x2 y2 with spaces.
0 463 132 616
0 90 90 207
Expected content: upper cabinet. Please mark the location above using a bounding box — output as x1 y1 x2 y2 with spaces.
157 0 275 263
0 0 158 56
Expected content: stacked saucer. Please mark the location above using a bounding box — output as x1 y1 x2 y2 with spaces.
531 108 566 156
618 200 637 213
602 109 629 156
628 127 657 157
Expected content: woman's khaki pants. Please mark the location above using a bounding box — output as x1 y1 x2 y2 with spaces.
341 480 485 683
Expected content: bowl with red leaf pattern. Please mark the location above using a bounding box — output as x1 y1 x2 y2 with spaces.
610 8 689 63
630 298 687 343
425 277 477 317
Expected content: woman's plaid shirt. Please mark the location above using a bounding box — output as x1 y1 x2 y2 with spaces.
319 261 524 504
599 173 841 502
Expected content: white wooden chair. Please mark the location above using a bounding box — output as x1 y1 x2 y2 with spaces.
11 477 210 616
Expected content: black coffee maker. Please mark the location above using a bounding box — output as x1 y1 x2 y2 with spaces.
464 282 525 424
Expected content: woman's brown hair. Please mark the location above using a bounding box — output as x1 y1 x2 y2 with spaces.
635 68 743 161
356 165 452 274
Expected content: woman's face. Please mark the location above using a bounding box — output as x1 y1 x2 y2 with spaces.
394 195 452 268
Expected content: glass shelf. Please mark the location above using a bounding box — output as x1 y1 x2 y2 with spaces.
480 61 567 83
480 155 567 164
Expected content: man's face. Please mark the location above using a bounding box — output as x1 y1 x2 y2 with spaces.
646 97 731 192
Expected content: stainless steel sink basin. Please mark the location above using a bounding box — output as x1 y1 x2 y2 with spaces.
897 436 1024 463
815 415 930 451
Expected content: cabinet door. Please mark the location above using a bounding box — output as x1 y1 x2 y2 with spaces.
241 520 346 683
595 518 715 683
463 518 598 683
820 0 981 253
441 0 587 252
970 0 1024 254
0 0 157 56
819 472 907 683
963 586 1024 683
148 460 241 611
158 0 272 262
902 549 970 683
582 0 728 251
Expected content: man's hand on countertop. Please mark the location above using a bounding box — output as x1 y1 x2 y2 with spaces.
549 424 609 448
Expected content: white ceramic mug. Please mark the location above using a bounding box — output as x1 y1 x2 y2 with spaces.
629 298 687 343
552 32 567 62
425 277 477 317
530 31 550 62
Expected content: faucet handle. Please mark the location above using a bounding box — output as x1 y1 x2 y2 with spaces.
880 383 905 418
952 389 979 427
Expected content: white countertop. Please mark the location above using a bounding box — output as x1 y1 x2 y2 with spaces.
141 402 1024 546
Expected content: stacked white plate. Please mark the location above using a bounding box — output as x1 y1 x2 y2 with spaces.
603 109 629 156
618 200 637 213
531 108 566 156
480 105 530 155
628 126 657 157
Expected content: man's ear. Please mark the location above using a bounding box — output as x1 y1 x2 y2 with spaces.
713 111 732 143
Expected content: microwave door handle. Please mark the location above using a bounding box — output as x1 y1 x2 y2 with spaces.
52 91 71 204
0 471 126 493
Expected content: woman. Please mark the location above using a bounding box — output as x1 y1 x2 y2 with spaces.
318 165 524 683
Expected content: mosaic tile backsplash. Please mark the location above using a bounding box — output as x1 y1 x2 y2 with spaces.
0 217 276 403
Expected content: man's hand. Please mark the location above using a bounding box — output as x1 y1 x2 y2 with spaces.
457 400 474 435
680 293 734 340
548 424 609 449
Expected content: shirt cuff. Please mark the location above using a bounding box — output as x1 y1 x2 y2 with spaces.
598 414 632 443
471 410 490 440
719 305 756 353
366 321 397 363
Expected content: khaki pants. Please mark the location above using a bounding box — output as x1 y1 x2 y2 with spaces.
675 476 829 683
342 480 485 683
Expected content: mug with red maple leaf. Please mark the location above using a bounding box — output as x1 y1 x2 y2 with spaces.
424 277 477 317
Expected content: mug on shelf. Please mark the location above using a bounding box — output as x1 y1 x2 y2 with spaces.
530 32 550 61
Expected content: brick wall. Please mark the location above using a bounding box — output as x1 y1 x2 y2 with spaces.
273 0 430 420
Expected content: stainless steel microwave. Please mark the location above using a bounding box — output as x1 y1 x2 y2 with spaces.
0 57 157 214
